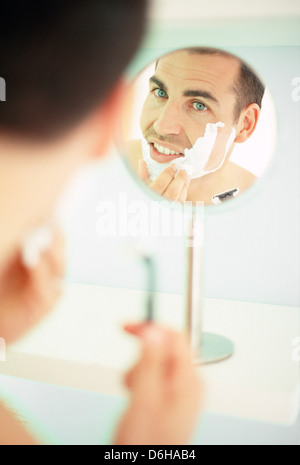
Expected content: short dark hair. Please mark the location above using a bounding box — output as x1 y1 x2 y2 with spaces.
235 61 265 119
0 1 147 139
188 47 265 121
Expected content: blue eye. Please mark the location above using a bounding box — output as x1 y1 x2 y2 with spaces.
192 101 207 111
154 88 167 99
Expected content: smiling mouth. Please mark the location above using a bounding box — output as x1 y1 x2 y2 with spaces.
150 142 184 163
153 142 182 156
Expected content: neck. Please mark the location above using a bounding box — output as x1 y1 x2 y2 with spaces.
187 159 240 205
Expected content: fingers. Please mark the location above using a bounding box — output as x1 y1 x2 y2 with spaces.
22 226 65 277
123 324 167 397
117 324 203 445
163 169 191 203
149 164 178 195
0 227 66 343
123 324 200 401
163 331 201 403
123 323 151 388
138 159 192 203
138 159 150 184
177 173 192 204
147 165 191 203
25 227 66 315
44 229 66 279
124 326 189 392
130 326 167 403
123 322 150 336
164 170 190 201
28 257 62 315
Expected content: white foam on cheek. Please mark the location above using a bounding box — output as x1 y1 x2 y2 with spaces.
141 136 168 182
177 122 225 177
142 122 236 182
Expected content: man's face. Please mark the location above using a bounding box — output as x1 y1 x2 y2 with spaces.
140 51 241 167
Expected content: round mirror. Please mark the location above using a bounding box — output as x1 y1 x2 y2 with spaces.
119 47 276 207
117 47 277 364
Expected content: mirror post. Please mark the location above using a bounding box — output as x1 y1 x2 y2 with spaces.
185 205 235 365
185 208 204 364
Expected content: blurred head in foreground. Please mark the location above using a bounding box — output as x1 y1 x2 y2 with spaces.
0 1 147 341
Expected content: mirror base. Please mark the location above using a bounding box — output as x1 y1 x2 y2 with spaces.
193 332 234 365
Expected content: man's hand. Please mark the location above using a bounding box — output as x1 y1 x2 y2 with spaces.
114 323 203 445
0 227 65 343
138 160 191 203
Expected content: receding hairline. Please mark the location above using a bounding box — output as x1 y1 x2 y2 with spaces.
155 49 242 104
156 48 241 68
156 48 241 87
155 48 265 119
184 48 265 111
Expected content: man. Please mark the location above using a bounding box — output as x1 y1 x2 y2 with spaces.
0 3 202 445
127 48 265 205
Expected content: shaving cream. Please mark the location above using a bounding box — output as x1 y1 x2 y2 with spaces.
142 122 236 182
21 225 54 269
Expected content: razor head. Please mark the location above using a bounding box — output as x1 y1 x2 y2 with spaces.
212 188 239 205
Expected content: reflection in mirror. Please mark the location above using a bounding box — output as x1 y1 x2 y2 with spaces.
121 47 276 206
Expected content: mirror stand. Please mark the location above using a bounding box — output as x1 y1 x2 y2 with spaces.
185 211 234 364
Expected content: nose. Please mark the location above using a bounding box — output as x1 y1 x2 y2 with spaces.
153 100 183 137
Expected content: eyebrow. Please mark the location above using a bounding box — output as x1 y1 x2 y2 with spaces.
150 75 219 105
149 76 167 92
183 90 219 105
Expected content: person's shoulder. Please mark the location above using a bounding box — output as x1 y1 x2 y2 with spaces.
227 161 257 192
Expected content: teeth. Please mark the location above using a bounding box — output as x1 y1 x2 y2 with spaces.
153 143 180 156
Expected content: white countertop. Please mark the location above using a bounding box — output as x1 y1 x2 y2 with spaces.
1 282 299 426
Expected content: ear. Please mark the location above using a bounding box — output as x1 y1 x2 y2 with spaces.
234 103 261 144
88 79 128 159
